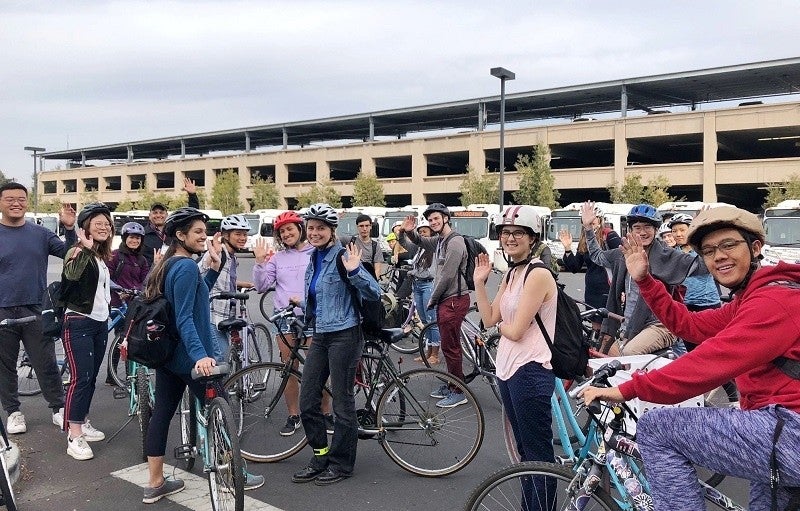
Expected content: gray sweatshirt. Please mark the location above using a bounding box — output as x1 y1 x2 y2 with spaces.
404 229 469 306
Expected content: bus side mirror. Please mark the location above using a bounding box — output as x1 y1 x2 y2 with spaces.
371 222 379 238
260 223 271 237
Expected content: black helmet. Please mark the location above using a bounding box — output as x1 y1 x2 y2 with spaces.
77 202 111 228
423 202 451 219
164 207 209 237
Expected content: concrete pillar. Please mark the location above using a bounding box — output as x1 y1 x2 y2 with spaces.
613 122 627 185
477 102 487 131
468 135 486 173
410 143 427 204
180 139 186 159
702 113 719 202
621 85 628 118
245 132 251 153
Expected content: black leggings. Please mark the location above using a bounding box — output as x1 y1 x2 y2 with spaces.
145 367 206 457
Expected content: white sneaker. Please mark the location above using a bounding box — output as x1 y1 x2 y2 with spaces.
6 411 26 434
81 420 105 442
53 408 64 428
67 434 94 460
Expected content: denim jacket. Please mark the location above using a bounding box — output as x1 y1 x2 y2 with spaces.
303 241 381 334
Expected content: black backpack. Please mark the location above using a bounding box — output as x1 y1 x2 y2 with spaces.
445 234 488 292
41 281 64 338
121 257 181 368
511 261 589 380
335 249 387 336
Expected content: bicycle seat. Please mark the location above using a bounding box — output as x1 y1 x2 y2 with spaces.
217 318 248 332
378 328 405 344
190 363 230 381
212 292 249 301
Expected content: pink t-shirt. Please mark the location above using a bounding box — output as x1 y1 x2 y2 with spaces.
495 262 556 381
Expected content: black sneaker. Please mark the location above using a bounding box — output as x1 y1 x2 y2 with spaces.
324 414 334 435
280 415 301 436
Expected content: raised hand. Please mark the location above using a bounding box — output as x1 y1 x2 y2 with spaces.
183 177 197 195
153 248 163 265
620 232 650 281
206 232 223 271
59 203 76 229
77 228 94 249
558 228 573 249
580 201 596 229
473 252 492 287
253 238 274 264
342 241 362 273
401 215 417 233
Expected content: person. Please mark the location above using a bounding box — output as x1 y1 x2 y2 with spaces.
105 222 150 385
386 232 398 253
559 206 622 340
252 211 332 436
348 213 382 280
198 214 254 358
400 203 470 408
474 205 558 509
291 203 380 486
142 207 263 503
0 182 75 435
657 222 676 248
581 206 800 511
141 177 201 267
390 220 416 298
582 201 708 356
59 203 115 460
397 220 439 364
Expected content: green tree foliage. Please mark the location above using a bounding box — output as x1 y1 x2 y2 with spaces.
295 180 342 208
35 200 61 213
607 173 681 205
352 172 386 207
210 169 242 215
459 166 499 206
513 143 560 209
0 170 11 186
251 176 281 209
80 190 99 205
763 173 800 208
115 198 137 212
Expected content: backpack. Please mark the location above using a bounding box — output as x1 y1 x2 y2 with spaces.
335 249 387 336
510 261 589 380
121 257 181 368
767 280 800 380
445 234 488 292
532 241 560 275
41 281 64 338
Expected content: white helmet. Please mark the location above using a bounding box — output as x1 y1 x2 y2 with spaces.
221 214 251 231
667 213 693 228
304 203 339 227
657 223 672 237
495 205 542 235
416 219 430 231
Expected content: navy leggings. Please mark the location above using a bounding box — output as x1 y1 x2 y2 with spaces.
145 367 206 457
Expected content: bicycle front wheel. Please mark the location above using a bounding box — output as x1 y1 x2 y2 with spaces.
247 323 274 365
376 368 484 477
207 397 244 511
106 334 128 390
465 461 618 511
135 365 152 462
176 389 196 472
258 288 275 321
0 436 17 511
16 354 41 396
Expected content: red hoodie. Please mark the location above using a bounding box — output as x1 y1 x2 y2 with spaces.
618 262 800 412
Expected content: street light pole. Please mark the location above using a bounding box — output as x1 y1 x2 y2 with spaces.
24 146 46 214
490 67 515 209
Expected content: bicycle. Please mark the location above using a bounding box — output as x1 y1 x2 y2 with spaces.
174 363 245 511
16 337 70 397
104 288 144 388
210 288 273 375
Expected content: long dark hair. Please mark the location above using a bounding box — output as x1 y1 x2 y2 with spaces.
143 218 201 299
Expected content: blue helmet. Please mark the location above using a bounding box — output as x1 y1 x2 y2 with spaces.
626 204 662 227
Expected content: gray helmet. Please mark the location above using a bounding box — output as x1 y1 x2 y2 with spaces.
423 203 451 219
667 213 693 228
121 222 145 238
304 203 339 227
221 214 250 231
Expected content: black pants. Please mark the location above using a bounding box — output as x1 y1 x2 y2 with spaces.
145 367 206 457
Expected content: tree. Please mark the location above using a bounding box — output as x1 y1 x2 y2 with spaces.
0 170 11 186
608 173 681 205
115 198 137 212
251 176 281 210
295 180 342 208
35 200 61 213
459 166 498 206
763 173 800 208
513 143 560 209
210 169 242 215
352 172 386 207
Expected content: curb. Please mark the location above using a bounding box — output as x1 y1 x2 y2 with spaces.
3 440 20 486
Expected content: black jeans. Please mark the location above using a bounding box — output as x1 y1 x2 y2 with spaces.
0 305 65 414
145 367 206 457
299 325 363 475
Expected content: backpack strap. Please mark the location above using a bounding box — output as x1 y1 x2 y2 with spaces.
509 261 557 353
113 256 125 281
766 281 800 380
335 248 365 318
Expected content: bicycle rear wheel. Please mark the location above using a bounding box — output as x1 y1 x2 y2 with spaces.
247 323 274 365
0 435 17 511
465 461 618 511
176 389 196 472
135 366 152 462
207 397 244 511
376 368 484 476
258 288 275 321
106 334 128 390
16 354 41 396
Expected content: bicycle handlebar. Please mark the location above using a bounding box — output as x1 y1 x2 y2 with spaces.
110 284 142 296
190 362 230 380
210 291 249 301
568 360 623 414
580 307 625 323
267 304 297 323
0 316 37 327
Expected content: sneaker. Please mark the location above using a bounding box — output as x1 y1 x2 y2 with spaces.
81 420 105 442
67 434 94 460
52 408 64 428
279 415 301 436
244 472 265 491
324 414 335 435
143 477 185 504
430 384 450 399
6 411 26 434
436 391 467 408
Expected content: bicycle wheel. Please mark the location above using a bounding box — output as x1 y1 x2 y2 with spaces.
258 288 275 321
388 322 422 354
464 461 618 511
417 322 441 369
106 334 128 390
16 353 41 396
247 323 274 365
0 436 17 511
223 362 307 462
376 368 484 476
135 366 152 462
177 389 196 471
355 342 395 430
207 397 244 511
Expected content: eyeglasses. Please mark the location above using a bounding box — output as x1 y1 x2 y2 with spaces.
499 230 528 240
700 239 748 258
90 222 112 229
1 197 28 205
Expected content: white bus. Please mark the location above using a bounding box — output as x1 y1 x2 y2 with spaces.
25 213 61 236
545 202 632 261
245 209 285 253
490 204 551 271
761 199 800 265
338 206 388 252
656 201 734 223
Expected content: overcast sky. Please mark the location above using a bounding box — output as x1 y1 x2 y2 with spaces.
2 0 798 185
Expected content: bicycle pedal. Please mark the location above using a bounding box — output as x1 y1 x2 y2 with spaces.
112 387 129 399
173 444 194 460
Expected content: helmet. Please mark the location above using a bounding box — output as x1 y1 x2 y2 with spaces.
495 205 542 235
273 211 303 231
416 219 430 232
121 222 145 238
392 220 403 229
423 203 451 219
77 202 111 228
304 203 339 227
687 206 765 250
164 207 209 237
667 213 693 228
386 232 397 242
657 223 672 237
626 204 662 227
221 214 250 232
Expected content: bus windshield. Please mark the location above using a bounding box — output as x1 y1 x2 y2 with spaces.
547 216 582 241
243 215 260 236
764 217 800 246
450 217 489 239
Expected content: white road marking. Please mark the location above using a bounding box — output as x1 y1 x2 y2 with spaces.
111 463 283 511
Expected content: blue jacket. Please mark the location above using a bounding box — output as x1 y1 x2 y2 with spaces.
303 241 381 334
164 257 221 374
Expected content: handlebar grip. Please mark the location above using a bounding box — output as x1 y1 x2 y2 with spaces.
190 363 230 380
0 316 37 326
587 400 602 415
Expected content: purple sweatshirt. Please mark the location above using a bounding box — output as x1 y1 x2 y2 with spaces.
253 243 313 316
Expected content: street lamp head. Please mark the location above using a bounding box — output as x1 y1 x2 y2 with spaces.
24 146 46 153
490 67 515 81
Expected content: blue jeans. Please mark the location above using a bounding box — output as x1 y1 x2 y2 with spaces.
62 314 107 425
498 361 556 511
413 280 438 346
299 325 363 475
